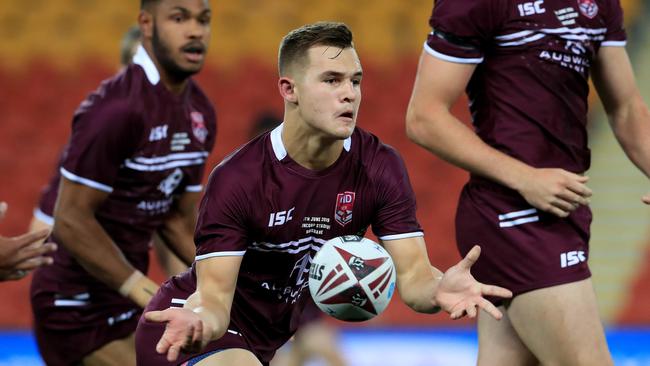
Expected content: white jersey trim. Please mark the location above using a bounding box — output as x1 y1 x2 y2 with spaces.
423 42 484 64
185 185 203 192
270 123 351 161
378 232 424 241
196 250 247 261
601 40 627 47
124 158 206 172
33 208 54 226
60 167 113 193
132 45 160 85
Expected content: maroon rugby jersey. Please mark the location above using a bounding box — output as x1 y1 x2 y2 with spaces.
31 46 216 321
174 124 422 362
426 0 626 173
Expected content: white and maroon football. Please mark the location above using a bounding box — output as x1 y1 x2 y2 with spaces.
308 235 396 322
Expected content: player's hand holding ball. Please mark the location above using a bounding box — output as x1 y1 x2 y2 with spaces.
434 245 512 320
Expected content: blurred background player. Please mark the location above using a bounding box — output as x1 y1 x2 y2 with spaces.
29 24 187 278
0 202 55 281
406 0 650 365
135 21 511 366
29 0 215 365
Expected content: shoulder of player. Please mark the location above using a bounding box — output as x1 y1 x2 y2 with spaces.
352 128 405 174
205 136 267 189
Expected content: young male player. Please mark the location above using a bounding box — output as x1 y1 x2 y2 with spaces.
29 1 215 365
135 22 512 366
406 1 650 365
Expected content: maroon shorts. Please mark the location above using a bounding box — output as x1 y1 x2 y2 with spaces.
455 180 592 302
135 280 265 366
31 285 141 366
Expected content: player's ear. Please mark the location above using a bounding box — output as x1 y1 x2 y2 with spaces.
138 10 154 39
278 77 298 104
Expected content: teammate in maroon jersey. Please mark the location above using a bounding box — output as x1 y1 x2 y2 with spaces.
135 22 512 366
406 0 650 365
29 1 215 365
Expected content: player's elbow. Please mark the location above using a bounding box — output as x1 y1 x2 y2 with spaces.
405 103 442 147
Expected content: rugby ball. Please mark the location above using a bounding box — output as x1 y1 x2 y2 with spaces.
308 236 396 321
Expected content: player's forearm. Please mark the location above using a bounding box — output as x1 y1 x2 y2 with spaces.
53 210 137 289
610 94 650 178
397 264 443 313
406 106 533 191
158 213 196 266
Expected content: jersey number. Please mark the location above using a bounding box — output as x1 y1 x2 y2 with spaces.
518 1 546 16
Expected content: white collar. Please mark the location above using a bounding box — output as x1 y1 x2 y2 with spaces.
270 123 352 161
132 45 160 85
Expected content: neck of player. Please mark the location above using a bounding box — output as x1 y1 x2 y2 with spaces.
282 115 345 171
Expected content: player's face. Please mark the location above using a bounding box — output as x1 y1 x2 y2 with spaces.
295 46 362 139
151 0 211 78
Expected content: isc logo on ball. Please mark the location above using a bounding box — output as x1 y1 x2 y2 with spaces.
308 236 396 322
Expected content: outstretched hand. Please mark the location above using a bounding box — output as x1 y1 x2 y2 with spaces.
434 245 512 320
145 307 210 362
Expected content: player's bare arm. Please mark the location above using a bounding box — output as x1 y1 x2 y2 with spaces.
406 52 592 217
383 237 511 320
54 178 158 307
156 191 201 266
145 255 242 362
592 46 650 204
0 202 55 281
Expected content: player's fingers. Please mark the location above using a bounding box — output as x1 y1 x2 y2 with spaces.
155 334 172 354
4 269 29 280
546 205 570 218
466 303 478 318
15 243 57 264
566 180 592 198
478 298 503 320
459 245 481 269
145 310 169 323
13 257 53 271
167 344 181 362
558 190 589 206
550 199 577 213
191 319 203 345
450 308 466 320
13 229 51 249
642 194 650 205
0 202 7 219
480 284 512 299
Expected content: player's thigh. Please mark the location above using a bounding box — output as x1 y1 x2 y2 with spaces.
82 332 136 366
477 306 537 366
507 278 612 366
194 348 263 366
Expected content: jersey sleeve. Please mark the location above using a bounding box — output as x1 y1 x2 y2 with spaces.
425 0 507 64
60 97 141 193
194 165 249 260
371 147 423 241
601 0 627 47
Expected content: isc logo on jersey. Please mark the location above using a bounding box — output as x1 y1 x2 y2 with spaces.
268 207 295 227
518 0 545 16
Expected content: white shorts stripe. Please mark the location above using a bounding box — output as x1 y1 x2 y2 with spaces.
54 299 89 307
601 40 627 47
33 208 54 226
60 167 113 193
185 185 203 192
499 216 540 228
171 298 187 306
498 208 538 221
196 251 247 261
423 43 484 64
378 232 425 241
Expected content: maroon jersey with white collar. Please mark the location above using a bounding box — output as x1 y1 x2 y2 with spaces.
426 0 626 174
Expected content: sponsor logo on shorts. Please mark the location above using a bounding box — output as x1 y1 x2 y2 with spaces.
560 250 586 268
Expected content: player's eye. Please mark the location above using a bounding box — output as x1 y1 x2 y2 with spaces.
352 79 361 86
171 14 185 23
199 16 211 25
324 79 338 85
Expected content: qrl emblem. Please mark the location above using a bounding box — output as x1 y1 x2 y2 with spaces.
334 191 355 226
190 111 208 143
577 0 598 19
